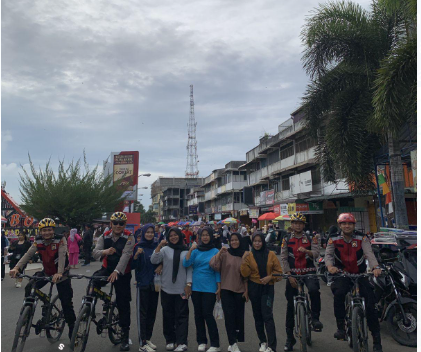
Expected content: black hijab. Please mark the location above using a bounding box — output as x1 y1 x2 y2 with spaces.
251 232 269 278
197 227 215 251
138 224 158 249
166 227 188 283
228 232 246 257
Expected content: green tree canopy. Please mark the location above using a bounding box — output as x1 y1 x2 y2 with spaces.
133 201 156 224
19 154 124 228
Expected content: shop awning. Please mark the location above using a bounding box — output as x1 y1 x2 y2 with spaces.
304 191 375 203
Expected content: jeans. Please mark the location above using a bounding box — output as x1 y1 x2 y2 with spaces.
161 290 189 345
191 291 220 347
220 289 245 345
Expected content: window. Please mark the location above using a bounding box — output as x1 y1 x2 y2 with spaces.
268 150 280 165
311 169 321 185
296 137 317 153
280 143 294 160
282 177 290 191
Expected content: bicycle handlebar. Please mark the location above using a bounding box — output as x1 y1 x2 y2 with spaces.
17 274 54 282
68 274 109 281
272 273 325 279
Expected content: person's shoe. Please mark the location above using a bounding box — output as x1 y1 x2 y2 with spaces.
81 263 90 266
372 331 382 352
265 348 274 352
231 344 240 352
175 345 188 352
139 347 148 352
284 336 296 351
259 343 267 352
198 344 206 352
146 339 157 349
206 348 220 352
120 330 130 351
312 318 323 331
68 324 74 340
333 329 346 340
228 346 232 352
144 345 155 352
167 343 175 351
373 344 383 352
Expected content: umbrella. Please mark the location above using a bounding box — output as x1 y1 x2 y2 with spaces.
158 222 165 225
178 221 185 226
184 221 191 225
252 219 258 224
258 213 277 221
1 216 7 224
274 214 291 221
192 221 201 226
222 217 239 224
208 221 217 225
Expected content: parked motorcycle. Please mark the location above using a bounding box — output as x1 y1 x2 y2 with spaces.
316 254 328 284
371 234 417 347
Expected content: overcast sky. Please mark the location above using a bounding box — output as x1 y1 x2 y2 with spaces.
2 0 372 208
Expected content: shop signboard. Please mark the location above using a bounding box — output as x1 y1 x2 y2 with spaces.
296 202 323 214
266 190 275 205
215 213 222 220
189 205 198 215
249 208 259 218
280 204 288 216
260 191 267 205
287 203 296 214
240 209 248 216
112 151 139 201
273 205 281 215
289 171 313 195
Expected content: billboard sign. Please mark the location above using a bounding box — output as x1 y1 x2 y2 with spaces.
111 151 139 201
265 190 275 205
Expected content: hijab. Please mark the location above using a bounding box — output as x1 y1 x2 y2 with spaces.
197 227 215 251
138 224 158 249
251 232 269 279
69 228 77 242
166 227 188 283
228 232 245 257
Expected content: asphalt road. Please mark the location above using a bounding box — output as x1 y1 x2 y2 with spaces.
1 261 414 352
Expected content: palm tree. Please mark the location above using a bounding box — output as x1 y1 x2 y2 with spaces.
301 0 416 228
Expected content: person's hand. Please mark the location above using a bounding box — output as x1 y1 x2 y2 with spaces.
184 285 192 298
52 273 62 283
242 291 249 302
373 268 382 278
159 239 168 247
134 247 143 259
242 251 250 260
190 242 198 251
328 266 339 275
297 247 307 253
260 275 272 285
216 287 221 301
155 264 163 275
288 276 298 289
104 247 116 256
9 268 19 278
108 271 119 283
220 247 228 254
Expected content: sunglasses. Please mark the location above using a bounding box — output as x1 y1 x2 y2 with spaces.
112 221 126 226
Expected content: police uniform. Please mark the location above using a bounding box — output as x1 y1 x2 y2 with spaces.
325 231 380 335
280 232 321 331
92 230 135 332
14 234 76 329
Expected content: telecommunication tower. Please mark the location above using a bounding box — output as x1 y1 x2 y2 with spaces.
185 85 199 178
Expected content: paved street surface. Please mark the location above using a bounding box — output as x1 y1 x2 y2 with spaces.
1 260 414 352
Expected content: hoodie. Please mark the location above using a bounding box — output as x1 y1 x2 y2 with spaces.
132 224 159 288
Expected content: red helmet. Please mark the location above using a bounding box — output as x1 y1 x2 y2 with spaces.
337 213 356 224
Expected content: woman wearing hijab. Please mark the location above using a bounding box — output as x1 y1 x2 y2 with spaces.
210 233 248 352
183 227 221 352
133 224 161 352
9 231 32 287
241 233 282 352
67 228 82 269
151 227 192 352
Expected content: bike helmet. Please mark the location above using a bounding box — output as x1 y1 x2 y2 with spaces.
337 213 356 224
291 213 306 223
110 212 127 222
38 218 56 230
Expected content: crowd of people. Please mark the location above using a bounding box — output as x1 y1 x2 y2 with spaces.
6 211 384 352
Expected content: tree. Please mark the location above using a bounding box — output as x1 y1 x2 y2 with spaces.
301 0 415 227
19 154 124 228
133 201 156 224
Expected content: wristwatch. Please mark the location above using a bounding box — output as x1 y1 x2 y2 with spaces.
186 283 192 287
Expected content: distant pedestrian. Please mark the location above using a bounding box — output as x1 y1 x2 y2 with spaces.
1 230 9 281
9 231 31 287
82 224 93 266
67 228 82 269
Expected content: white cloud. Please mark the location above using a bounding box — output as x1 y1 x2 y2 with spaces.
1 130 13 150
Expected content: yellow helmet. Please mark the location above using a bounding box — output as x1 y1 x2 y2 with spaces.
291 213 306 223
110 212 127 222
38 218 56 230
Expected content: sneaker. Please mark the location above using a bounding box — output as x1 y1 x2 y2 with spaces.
228 346 232 352
139 347 148 352
167 344 175 351
284 336 296 351
16 282 22 288
175 345 188 352
146 341 157 350
198 345 206 352
312 319 323 331
265 348 274 352
144 345 155 352
206 348 220 352
259 343 267 352
231 344 241 352
333 329 346 340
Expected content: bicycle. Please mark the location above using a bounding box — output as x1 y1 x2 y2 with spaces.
330 271 375 352
274 268 322 352
69 274 122 352
11 274 66 352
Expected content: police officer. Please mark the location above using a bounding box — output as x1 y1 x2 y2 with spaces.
92 212 135 351
280 213 323 351
325 213 383 352
9 218 76 339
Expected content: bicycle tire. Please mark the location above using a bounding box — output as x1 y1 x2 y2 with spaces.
46 294 66 343
306 306 312 346
107 301 122 345
70 305 91 352
351 306 368 352
297 304 307 352
11 306 32 352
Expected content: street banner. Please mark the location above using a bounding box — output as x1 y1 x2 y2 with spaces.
112 151 139 201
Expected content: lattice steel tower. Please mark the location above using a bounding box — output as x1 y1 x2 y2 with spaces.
185 85 199 178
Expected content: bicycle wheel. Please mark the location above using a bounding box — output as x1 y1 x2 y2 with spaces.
351 306 369 352
46 295 66 343
297 304 307 352
70 305 91 352
11 306 32 352
107 301 122 345
306 307 312 346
